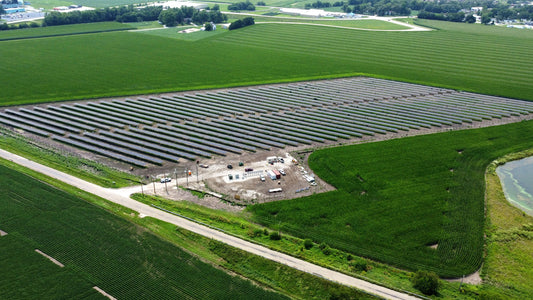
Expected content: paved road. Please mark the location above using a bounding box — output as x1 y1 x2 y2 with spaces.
0 149 419 300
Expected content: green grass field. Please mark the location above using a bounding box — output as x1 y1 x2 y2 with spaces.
482 151 533 299
233 15 410 30
0 164 287 299
1 20 533 106
134 26 229 41
249 119 533 278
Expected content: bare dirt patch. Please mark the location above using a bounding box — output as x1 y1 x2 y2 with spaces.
93 286 117 300
35 249 64 268
446 269 482 285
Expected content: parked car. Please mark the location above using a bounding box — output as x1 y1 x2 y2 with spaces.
199 164 209 168
160 177 171 183
228 174 233 180
227 164 233 169
245 168 253 172
260 174 265 181
279 158 284 163
279 169 286 176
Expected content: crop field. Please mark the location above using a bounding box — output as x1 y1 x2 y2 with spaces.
0 164 287 299
248 119 533 278
2 20 533 106
2 77 532 168
0 22 134 41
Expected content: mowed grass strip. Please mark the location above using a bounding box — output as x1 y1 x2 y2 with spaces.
2 20 533 105
248 119 533 278
228 15 411 30
0 164 287 300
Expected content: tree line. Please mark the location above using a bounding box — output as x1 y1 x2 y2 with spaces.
229 16 254 30
417 11 476 23
158 6 226 27
228 1 256 11
42 5 226 27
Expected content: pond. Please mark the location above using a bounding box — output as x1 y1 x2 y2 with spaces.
496 156 533 216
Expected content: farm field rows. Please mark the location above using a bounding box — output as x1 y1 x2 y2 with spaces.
2 17 533 299
1 20 533 105
248 119 533 278
0 164 287 299
2 77 532 168
0 22 134 41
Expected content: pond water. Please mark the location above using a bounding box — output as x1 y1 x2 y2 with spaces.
496 156 533 216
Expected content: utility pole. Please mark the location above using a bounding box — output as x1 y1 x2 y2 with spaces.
152 175 156 194
186 168 189 187
140 177 144 197
174 168 178 188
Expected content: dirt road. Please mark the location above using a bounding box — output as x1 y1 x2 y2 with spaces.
0 148 419 300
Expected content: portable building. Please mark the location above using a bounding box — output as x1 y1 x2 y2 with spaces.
267 170 277 180
272 169 281 179
269 188 283 193
266 156 278 164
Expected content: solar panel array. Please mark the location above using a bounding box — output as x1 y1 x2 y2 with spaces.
2 77 533 167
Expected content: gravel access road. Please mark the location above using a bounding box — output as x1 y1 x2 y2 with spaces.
0 148 420 300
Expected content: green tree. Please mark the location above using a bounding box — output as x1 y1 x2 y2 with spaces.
204 22 213 31
412 270 440 295
465 14 476 23
481 14 492 24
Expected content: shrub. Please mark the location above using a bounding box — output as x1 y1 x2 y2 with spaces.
349 260 369 272
412 270 440 295
304 239 313 250
319 242 328 250
269 231 281 240
322 246 332 256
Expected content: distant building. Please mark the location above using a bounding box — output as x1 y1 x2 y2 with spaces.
471 7 483 13
5 7 25 13
280 8 345 17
